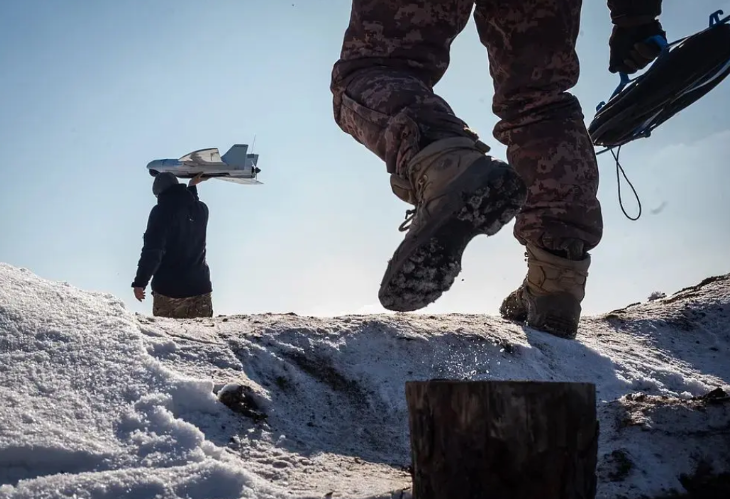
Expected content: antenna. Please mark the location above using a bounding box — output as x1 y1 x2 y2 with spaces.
249 134 259 176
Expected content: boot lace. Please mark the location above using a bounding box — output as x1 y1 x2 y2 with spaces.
397 176 429 232
399 208 417 232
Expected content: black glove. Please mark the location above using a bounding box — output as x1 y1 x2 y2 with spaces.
607 0 665 74
609 20 666 74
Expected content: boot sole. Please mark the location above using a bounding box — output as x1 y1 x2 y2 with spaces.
378 158 527 312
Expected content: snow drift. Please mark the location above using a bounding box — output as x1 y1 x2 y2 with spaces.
0 262 728 499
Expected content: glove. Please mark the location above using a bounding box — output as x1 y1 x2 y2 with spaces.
609 20 667 74
607 0 665 74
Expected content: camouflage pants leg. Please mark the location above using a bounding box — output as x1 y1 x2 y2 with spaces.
330 0 479 179
474 0 603 257
152 292 213 319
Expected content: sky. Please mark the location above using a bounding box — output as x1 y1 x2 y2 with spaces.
1 0 729 318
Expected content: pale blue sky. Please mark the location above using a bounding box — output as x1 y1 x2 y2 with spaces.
1 0 728 318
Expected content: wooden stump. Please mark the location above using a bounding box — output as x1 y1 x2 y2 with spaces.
405 380 598 499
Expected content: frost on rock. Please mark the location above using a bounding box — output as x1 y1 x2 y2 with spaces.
0 261 729 499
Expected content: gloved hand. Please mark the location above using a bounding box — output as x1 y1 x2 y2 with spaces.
609 20 667 74
607 0 665 74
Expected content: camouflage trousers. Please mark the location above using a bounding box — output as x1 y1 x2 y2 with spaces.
152 292 213 319
330 0 603 256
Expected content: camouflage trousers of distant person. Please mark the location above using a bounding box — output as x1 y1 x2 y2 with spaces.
330 0 603 257
152 292 213 319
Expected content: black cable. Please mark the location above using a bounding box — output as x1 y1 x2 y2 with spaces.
610 146 642 221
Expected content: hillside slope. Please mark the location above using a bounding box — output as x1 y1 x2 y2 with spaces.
0 263 728 498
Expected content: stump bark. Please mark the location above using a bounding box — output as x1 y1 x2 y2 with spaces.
405 380 598 499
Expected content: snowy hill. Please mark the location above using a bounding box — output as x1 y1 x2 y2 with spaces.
0 262 728 499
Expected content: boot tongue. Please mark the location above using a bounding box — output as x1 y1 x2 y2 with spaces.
474 139 491 154
390 174 417 205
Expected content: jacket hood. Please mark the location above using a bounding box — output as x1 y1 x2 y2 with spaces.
157 183 195 206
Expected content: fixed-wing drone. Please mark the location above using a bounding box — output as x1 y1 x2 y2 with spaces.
146 143 262 185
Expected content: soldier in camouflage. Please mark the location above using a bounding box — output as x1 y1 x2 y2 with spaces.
330 0 665 338
132 172 215 320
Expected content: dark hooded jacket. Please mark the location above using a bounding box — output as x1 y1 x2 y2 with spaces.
132 183 212 298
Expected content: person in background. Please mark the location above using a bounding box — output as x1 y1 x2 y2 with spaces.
329 0 665 338
132 172 214 319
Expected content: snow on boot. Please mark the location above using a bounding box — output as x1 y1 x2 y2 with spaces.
379 137 527 312
500 244 591 339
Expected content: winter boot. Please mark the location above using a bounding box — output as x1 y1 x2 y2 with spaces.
500 244 591 339
379 137 527 312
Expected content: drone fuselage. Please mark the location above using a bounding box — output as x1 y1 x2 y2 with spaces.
145 144 263 184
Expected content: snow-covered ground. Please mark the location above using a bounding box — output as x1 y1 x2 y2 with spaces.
0 262 728 499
